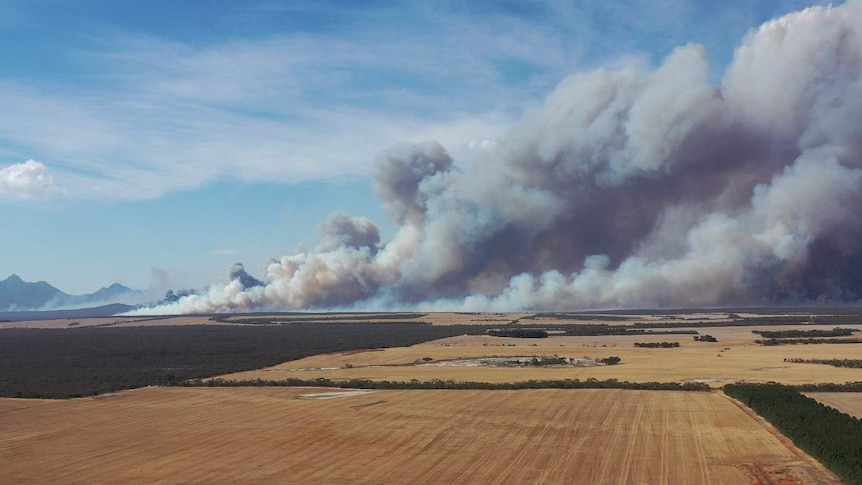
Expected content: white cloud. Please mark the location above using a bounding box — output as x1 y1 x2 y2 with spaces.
0 32 527 200
0 2 581 201
0 2 821 202
0 159 60 200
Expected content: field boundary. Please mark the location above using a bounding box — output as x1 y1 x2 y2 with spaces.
184 376 712 391
725 383 862 485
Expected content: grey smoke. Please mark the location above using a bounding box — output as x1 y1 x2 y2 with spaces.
374 141 453 226
228 263 264 290
316 212 381 253
130 2 862 314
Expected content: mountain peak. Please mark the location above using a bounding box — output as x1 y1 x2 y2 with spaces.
5 274 23 283
1 275 143 311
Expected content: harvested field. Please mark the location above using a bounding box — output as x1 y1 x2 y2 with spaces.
0 310 786 329
805 392 862 419
222 325 862 387
222 312 531 326
0 387 838 484
0 312 522 328
0 316 222 329
3 309 859 329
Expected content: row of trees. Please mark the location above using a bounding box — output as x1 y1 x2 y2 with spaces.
693 335 718 342
486 328 548 338
755 337 862 346
724 383 862 485
523 356 621 366
795 382 862 392
562 326 697 336
786 358 862 368
185 377 711 391
634 342 680 348
752 327 857 338
526 356 569 366
487 323 703 338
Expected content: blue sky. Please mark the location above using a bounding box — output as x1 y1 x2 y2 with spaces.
0 0 834 295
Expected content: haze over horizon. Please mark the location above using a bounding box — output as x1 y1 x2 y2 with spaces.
3 1 860 312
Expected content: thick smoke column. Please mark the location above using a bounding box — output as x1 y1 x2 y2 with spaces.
228 263 264 290
133 2 862 314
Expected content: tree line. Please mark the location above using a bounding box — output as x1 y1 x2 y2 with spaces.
183 377 711 391
485 326 698 338
724 383 862 485
786 358 862 368
487 328 548 338
752 327 858 338
755 337 862 346
693 335 718 342
794 382 862 392
634 342 680 348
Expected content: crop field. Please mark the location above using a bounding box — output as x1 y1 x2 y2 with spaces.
221 324 862 387
2 310 860 483
5 308 853 329
805 393 862 419
0 387 839 485
0 312 514 328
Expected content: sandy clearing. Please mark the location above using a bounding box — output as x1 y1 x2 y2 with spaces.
297 390 377 400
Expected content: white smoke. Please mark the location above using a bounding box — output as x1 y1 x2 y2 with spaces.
130 1 862 314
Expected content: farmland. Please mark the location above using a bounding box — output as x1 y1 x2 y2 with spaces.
806 393 862 419
10 310 862 397
0 387 840 484
220 323 862 387
2 309 861 483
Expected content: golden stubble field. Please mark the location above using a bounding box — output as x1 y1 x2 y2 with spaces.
221 323 862 387
805 392 862 419
0 311 510 329
0 310 754 329
0 387 840 485
0 316 216 329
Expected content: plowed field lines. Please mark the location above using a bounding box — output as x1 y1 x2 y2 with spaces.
0 387 839 484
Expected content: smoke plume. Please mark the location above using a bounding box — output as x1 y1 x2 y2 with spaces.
132 2 862 314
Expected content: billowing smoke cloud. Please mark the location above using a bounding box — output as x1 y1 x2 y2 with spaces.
131 2 862 314
227 263 264 290
316 212 380 253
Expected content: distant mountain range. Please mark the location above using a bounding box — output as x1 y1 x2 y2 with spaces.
0 274 145 311
0 304 135 322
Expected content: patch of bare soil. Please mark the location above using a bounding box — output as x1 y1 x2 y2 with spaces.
297 390 377 400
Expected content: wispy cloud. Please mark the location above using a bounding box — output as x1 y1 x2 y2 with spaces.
0 2 585 201
0 1 829 202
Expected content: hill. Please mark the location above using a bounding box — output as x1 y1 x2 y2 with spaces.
0 274 143 311
0 303 134 322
